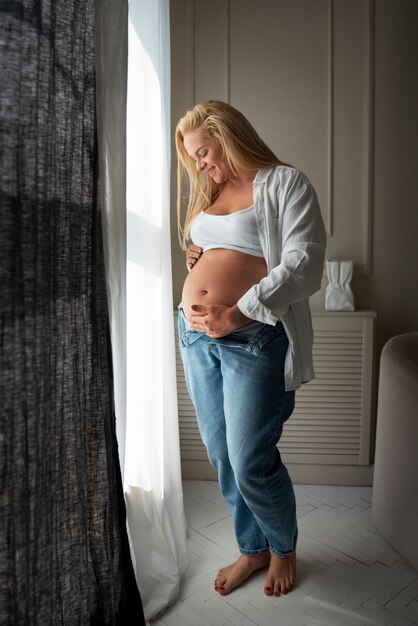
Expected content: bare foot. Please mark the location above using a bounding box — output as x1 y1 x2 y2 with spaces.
214 553 271 595
264 552 296 597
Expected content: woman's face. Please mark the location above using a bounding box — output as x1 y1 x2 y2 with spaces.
183 129 232 184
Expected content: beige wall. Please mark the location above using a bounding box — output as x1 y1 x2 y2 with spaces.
170 0 418 365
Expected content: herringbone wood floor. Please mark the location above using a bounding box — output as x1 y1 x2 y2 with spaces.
152 481 418 625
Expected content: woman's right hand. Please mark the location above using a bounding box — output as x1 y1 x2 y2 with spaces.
186 244 203 271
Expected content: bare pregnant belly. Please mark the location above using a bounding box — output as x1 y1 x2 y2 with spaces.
181 249 268 320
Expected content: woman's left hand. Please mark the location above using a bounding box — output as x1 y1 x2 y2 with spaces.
189 303 250 338
186 244 202 271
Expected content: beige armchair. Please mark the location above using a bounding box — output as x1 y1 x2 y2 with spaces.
372 332 418 571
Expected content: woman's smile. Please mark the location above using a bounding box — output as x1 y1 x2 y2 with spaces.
183 128 232 183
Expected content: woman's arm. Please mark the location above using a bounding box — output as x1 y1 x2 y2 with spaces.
237 176 326 325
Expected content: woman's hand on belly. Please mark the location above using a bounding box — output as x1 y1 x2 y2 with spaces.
186 244 202 271
189 303 251 338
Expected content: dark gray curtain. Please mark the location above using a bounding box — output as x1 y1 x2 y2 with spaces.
0 1 145 624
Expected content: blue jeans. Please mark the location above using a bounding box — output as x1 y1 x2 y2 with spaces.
178 308 297 558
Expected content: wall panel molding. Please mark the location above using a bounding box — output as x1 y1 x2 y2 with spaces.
332 0 374 276
326 0 334 236
194 0 229 102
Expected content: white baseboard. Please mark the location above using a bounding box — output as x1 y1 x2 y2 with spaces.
181 459 374 486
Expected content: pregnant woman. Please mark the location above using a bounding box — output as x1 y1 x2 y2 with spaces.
175 101 326 597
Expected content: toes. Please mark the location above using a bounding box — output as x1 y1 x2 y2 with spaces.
264 584 273 596
215 572 227 593
214 578 227 595
216 575 226 587
265 577 294 597
281 577 290 595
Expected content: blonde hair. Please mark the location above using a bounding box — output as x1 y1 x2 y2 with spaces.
175 100 284 250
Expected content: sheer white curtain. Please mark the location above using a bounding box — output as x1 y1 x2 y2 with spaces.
96 0 188 621
124 0 188 621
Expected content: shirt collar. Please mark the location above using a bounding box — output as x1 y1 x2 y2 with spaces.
254 167 274 186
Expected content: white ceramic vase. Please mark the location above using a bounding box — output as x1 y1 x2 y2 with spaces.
325 259 355 311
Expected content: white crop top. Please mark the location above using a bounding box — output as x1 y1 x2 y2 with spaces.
190 205 264 258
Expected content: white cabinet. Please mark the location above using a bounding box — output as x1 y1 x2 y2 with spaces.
281 311 376 484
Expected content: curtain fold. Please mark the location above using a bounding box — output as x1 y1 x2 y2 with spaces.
94 0 129 477
123 0 189 620
0 0 144 623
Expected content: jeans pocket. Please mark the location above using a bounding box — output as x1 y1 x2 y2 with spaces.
178 307 205 348
245 322 286 356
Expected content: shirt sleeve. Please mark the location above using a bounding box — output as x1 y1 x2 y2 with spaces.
237 179 327 325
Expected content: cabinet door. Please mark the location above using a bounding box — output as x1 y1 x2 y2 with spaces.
281 312 375 466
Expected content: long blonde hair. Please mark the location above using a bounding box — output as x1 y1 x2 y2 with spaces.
175 100 284 250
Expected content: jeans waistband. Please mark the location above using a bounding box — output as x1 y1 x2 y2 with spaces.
178 306 283 340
